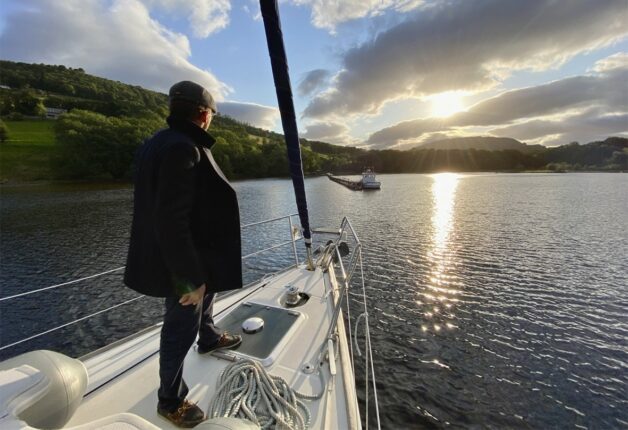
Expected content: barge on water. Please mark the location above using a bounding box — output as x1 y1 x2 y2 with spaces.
327 169 381 191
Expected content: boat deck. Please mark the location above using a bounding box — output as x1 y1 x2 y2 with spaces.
64 266 360 429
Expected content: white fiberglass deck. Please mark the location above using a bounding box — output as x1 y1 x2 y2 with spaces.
65 266 360 430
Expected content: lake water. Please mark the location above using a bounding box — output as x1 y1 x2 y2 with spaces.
1 173 627 429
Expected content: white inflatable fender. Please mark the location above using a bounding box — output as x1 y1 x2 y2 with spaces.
0 350 88 429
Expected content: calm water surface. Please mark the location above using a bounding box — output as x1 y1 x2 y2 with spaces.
1 173 627 429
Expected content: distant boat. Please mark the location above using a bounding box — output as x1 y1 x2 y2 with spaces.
361 168 381 190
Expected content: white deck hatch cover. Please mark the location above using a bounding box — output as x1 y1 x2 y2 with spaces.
215 302 300 364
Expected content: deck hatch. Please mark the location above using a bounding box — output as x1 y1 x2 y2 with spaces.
215 302 300 363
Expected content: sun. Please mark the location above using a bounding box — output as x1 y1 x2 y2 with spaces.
430 92 466 118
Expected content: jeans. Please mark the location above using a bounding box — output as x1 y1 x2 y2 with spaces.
157 290 221 411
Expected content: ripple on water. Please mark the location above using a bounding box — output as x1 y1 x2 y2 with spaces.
2 174 627 428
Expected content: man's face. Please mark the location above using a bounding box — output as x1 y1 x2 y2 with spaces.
201 109 213 131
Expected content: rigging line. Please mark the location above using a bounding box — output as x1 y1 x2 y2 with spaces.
0 296 143 351
241 213 298 229
345 272 355 371
0 266 126 302
359 249 382 430
241 238 301 259
353 313 366 358
340 246 356 372
365 295 370 430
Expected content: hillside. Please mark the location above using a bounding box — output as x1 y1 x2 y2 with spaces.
0 60 626 182
417 136 545 153
0 61 356 181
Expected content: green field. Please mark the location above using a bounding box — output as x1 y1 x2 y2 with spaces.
0 120 56 182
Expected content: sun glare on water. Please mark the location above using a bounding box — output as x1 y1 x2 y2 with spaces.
418 173 462 333
430 92 466 118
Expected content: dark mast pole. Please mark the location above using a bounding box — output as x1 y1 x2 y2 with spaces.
259 0 314 268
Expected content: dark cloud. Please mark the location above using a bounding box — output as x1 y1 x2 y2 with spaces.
298 69 331 97
303 0 628 119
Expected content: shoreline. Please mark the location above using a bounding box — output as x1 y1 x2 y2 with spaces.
2 170 625 189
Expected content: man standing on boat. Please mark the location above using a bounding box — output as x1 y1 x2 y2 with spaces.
124 80 243 428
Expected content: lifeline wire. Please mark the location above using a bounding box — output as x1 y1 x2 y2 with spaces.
0 266 125 302
358 249 382 430
0 296 143 351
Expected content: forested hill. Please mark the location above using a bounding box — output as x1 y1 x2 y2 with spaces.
0 60 168 117
0 60 363 179
417 136 545 153
0 60 626 182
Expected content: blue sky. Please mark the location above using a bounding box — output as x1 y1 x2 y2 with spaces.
1 0 626 148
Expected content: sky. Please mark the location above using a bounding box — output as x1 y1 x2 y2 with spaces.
0 0 627 149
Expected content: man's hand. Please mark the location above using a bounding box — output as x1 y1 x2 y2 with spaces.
179 283 206 306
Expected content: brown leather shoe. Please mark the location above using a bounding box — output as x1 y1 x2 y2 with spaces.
197 332 242 354
157 399 205 428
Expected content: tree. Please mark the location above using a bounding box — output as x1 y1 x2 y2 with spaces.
13 89 46 116
53 110 162 179
0 119 8 143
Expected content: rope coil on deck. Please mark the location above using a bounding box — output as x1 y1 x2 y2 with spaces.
207 359 323 430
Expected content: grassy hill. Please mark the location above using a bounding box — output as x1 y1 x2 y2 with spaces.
0 120 56 181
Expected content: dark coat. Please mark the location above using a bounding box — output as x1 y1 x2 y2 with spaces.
124 117 242 297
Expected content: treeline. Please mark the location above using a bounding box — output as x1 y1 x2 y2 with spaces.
49 110 334 180
1 60 626 181
544 138 628 171
356 138 628 173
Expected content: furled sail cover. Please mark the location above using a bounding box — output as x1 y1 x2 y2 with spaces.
260 0 312 245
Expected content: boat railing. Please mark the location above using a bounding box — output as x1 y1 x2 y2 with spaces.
315 217 381 430
0 213 304 353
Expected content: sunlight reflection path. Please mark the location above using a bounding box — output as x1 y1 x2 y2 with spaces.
420 173 461 334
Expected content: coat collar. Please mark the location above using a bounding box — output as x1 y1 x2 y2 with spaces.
167 116 216 150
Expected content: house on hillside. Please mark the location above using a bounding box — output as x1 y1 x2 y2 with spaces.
45 107 67 119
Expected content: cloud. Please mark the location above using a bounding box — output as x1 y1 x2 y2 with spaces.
366 54 628 148
298 69 331 97
143 0 231 38
0 0 230 97
591 51 628 73
490 109 628 144
302 121 350 142
367 117 453 148
303 0 628 120
218 101 279 130
290 0 424 32
242 1 262 21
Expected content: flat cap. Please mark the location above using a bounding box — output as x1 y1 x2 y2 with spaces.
169 80 217 113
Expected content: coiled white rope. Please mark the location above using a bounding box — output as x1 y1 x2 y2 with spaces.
207 359 324 430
